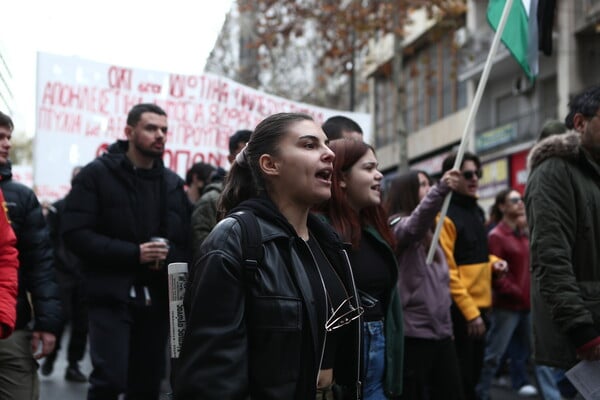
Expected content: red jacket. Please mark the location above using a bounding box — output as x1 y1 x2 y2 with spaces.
488 221 530 311
0 188 19 338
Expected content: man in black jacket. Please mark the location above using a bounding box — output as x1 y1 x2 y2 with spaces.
42 166 88 382
439 151 507 400
0 111 62 399
62 103 191 399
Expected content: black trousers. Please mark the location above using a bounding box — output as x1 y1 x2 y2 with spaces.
400 336 465 400
51 278 88 364
451 304 489 400
87 295 169 400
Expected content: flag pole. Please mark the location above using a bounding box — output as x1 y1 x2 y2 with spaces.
426 0 515 264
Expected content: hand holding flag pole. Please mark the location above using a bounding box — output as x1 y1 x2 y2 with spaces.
425 0 516 264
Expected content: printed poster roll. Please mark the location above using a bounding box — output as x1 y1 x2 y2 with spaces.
168 262 188 359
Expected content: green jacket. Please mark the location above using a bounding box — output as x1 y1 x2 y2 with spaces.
362 226 404 398
526 132 600 368
190 181 223 262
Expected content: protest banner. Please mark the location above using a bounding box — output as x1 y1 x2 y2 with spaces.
35 52 371 202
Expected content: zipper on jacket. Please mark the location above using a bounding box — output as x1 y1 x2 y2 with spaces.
300 239 330 389
301 238 363 399
341 249 363 400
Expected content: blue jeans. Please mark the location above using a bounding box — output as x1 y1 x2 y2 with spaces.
534 365 562 400
476 309 531 400
362 321 387 400
491 316 562 400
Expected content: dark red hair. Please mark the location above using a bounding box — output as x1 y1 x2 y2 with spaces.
315 139 395 249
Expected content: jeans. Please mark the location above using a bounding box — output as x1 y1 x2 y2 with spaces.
534 365 561 400
362 320 387 400
476 309 531 400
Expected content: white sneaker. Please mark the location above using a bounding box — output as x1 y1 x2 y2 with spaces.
517 384 538 397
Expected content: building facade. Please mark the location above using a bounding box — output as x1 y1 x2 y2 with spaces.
366 0 600 213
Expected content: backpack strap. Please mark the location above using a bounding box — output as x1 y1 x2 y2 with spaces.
229 211 263 283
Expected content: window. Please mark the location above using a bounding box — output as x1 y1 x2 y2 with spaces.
400 31 466 133
541 77 558 121
374 76 395 147
372 27 466 147
404 71 415 134
497 94 519 126
428 44 439 123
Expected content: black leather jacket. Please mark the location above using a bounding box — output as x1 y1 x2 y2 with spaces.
174 199 361 400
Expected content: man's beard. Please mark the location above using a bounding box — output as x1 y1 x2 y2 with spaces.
135 142 164 159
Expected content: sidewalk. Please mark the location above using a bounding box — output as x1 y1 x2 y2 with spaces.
38 330 91 400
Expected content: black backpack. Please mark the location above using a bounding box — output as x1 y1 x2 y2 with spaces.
228 211 264 283
176 210 264 383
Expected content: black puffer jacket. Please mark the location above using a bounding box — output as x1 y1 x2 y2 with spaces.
175 197 361 400
46 198 85 285
61 140 192 304
0 162 61 334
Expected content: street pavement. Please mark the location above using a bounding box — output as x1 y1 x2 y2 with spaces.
38 335 91 400
489 381 543 400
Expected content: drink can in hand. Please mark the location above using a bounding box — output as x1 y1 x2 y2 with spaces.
149 236 169 270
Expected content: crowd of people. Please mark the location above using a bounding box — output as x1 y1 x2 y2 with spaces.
0 84 600 400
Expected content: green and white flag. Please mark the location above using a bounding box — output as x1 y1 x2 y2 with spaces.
487 0 539 81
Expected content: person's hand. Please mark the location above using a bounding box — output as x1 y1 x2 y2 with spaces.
31 331 56 359
467 316 486 338
441 169 461 191
139 241 169 264
492 260 508 277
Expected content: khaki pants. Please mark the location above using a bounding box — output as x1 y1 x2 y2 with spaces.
0 330 40 400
